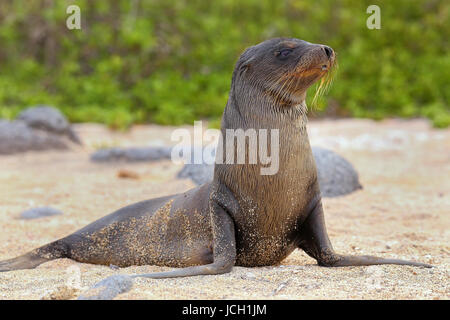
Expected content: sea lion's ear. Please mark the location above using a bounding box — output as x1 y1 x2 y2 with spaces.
237 46 256 75
239 58 254 74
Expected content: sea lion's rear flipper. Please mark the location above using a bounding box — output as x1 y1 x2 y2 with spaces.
298 200 433 268
0 253 50 272
0 240 69 272
133 201 237 279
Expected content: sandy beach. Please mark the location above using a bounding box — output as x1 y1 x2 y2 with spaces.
0 119 448 300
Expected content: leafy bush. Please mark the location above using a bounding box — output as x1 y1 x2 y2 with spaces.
0 0 448 129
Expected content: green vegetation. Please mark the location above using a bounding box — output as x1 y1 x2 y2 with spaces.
0 0 448 129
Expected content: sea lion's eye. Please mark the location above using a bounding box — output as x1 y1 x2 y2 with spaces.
278 48 293 59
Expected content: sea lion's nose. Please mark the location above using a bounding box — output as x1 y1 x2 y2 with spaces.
323 46 334 59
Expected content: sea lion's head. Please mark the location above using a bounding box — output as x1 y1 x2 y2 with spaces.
233 38 336 106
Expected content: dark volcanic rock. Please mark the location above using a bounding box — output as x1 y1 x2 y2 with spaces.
17 106 81 144
177 163 214 186
78 275 133 300
0 120 68 154
0 106 81 155
90 146 172 162
90 146 212 164
19 207 63 219
312 147 363 197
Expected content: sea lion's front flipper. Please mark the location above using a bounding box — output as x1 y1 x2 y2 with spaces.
298 200 433 268
133 201 237 279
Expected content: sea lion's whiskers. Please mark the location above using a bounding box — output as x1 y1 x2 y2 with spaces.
311 61 337 107
271 75 290 106
277 74 292 104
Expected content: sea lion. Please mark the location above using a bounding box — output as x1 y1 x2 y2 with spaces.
0 38 431 276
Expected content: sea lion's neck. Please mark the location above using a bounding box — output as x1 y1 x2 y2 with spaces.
217 84 317 234
222 85 308 132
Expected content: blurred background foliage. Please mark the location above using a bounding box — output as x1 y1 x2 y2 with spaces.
0 0 448 129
